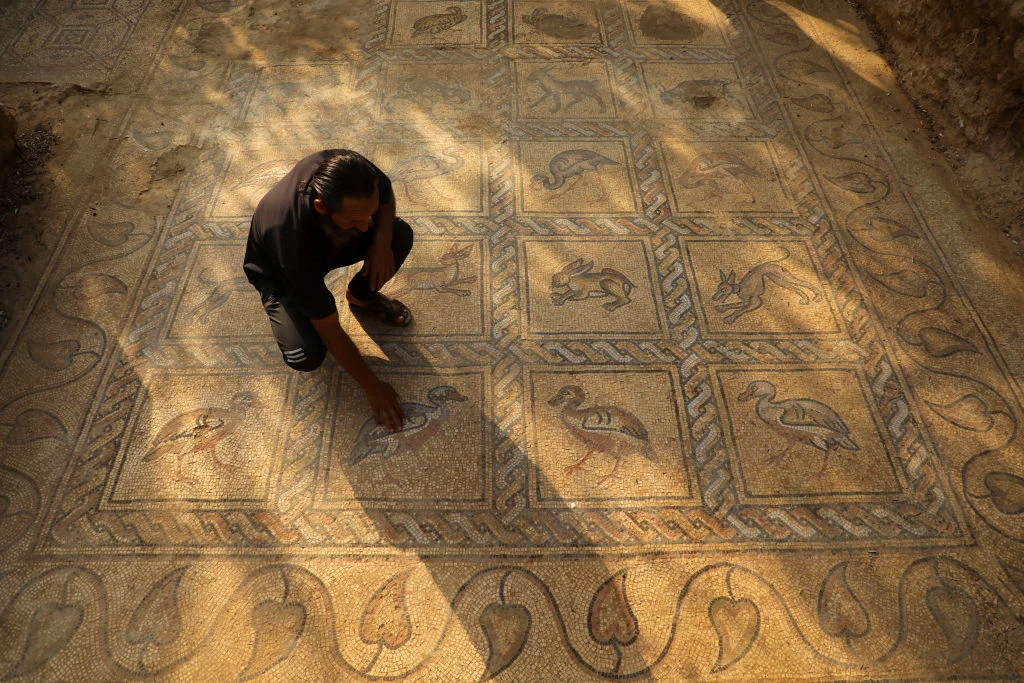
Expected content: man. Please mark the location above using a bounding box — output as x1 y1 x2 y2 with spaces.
244 149 413 432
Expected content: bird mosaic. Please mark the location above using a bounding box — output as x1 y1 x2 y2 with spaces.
142 391 262 484
186 269 251 324
349 385 467 466
411 6 467 38
737 380 859 474
548 385 656 486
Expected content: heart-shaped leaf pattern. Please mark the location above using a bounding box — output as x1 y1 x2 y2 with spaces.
72 273 128 302
169 55 206 71
480 602 531 680
790 59 830 75
709 597 759 672
87 220 136 247
867 268 931 297
359 570 412 649
790 94 835 113
818 562 870 638
7 409 68 445
8 601 84 678
919 327 978 357
589 571 638 647
239 600 306 681
926 395 996 432
926 584 978 664
761 30 803 46
126 567 187 647
999 560 1024 595
863 216 917 241
827 172 877 194
133 130 175 152
27 339 80 371
984 472 1024 515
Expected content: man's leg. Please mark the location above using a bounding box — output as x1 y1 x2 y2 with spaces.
257 279 327 372
346 217 414 302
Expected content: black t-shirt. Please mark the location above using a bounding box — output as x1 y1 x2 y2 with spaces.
243 149 395 320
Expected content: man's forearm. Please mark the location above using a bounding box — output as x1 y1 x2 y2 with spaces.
311 313 378 389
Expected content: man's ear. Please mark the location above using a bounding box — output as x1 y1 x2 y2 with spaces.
312 197 328 215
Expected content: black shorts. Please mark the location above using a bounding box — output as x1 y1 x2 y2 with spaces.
256 218 414 372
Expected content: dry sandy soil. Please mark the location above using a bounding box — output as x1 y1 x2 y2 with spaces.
852 0 1024 256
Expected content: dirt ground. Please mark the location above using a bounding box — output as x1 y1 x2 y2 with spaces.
852 0 1024 257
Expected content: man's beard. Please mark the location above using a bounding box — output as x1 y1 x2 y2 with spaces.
321 217 362 251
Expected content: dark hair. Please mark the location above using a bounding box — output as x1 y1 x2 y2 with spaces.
304 151 379 212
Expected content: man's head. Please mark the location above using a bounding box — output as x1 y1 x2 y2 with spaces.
307 151 380 232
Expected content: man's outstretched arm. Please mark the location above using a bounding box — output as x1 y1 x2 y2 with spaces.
310 312 405 431
363 194 397 291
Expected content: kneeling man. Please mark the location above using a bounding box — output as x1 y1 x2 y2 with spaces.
244 149 412 431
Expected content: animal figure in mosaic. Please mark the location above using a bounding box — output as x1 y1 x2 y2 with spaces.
712 248 820 324
230 159 294 193
186 269 251 324
738 380 859 474
387 147 463 202
637 4 705 41
412 6 467 37
659 79 741 111
521 8 598 40
548 385 655 485
677 152 760 200
350 385 467 465
142 391 261 484
550 259 634 311
526 67 607 114
384 79 472 114
388 242 477 298
531 149 619 196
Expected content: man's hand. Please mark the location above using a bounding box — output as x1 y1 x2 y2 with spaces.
365 378 405 432
361 241 396 292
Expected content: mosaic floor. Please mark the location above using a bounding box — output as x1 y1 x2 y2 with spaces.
1 0 1023 679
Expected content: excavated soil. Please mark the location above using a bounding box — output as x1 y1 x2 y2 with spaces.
852 0 1024 257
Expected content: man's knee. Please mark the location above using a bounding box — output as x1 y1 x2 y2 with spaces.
281 346 325 372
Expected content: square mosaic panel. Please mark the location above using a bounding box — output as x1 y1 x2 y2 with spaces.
369 237 490 340
660 139 795 214
209 147 301 219
511 1 604 45
516 139 639 215
622 0 730 46
713 366 904 502
514 60 618 119
370 139 486 215
320 368 490 510
102 370 291 509
684 238 844 337
379 61 485 121
640 62 754 122
243 64 360 123
388 1 485 47
526 367 695 507
165 242 265 341
519 237 667 339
